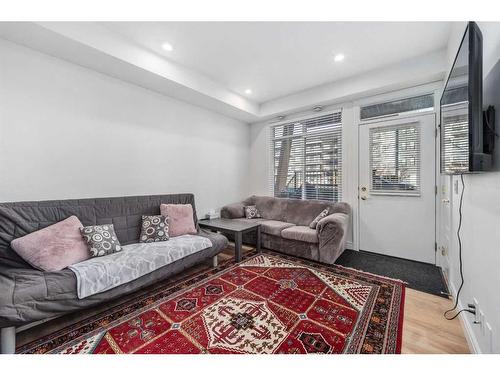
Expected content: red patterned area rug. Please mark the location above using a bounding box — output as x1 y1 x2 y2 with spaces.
19 252 405 354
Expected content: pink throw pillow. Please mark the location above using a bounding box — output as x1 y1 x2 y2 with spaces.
160 204 197 237
10 215 90 272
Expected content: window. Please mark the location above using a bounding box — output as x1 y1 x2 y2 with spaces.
369 123 420 194
441 110 469 174
270 112 342 202
360 94 434 120
441 92 469 174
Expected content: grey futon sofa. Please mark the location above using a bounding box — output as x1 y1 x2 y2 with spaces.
221 196 350 265
0 193 227 353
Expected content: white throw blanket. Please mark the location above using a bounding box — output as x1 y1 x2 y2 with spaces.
69 235 212 299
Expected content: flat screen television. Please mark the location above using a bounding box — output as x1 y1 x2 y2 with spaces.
440 21 493 174
483 48 500 171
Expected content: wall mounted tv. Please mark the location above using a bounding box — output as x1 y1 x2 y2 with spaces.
440 21 495 174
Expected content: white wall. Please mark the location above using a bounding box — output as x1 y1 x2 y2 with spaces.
441 22 500 353
0 39 251 216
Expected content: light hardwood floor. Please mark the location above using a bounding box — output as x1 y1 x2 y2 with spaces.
402 288 470 353
18 245 471 354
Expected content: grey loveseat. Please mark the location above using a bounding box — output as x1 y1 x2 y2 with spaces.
221 196 350 265
0 193 227 353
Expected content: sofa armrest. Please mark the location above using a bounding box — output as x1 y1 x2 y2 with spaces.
316 212 350 264
220 202 246 219
197 229 229 252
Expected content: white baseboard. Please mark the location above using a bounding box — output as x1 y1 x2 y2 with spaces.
346 241 354 250
447 281 481 354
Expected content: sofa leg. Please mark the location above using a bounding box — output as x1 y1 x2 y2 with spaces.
212 255 218 268
1 327 16 354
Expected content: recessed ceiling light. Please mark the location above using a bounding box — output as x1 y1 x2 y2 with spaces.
334 53 345 62
161 42 173 52
245 89 252 95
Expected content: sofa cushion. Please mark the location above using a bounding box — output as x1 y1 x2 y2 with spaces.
281 226 319 244
160 204 197 237
10 215 90 272
259 220 295 236
249 195 350 226
220 202 246 219
252 196 288 222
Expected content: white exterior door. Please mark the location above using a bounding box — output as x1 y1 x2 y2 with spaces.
358 113 436 264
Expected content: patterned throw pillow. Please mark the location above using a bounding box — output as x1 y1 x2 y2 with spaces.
140 215 169 243
309 208 330 229
244 205 262 219
80 224 122 258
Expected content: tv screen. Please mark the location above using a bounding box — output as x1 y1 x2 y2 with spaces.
440 22 490 174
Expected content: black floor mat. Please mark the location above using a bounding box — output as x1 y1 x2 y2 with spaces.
336 250 450 298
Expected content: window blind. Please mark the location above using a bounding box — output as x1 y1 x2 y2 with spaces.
441 112 469 174
369 123 421 194
270 112 342 202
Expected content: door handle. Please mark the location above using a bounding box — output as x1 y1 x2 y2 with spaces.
360 186 368 200
442 198 450 203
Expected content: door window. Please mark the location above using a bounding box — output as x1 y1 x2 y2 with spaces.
369 123 421 195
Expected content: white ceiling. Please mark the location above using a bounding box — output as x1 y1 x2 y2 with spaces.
0 22 453 122
100 22 453 103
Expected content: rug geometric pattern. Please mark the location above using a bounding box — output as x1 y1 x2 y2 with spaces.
18 252 405 354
